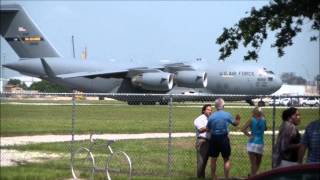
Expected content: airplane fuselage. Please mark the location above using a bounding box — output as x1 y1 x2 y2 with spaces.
4 58 282 95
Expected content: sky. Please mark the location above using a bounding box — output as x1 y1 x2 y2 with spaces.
1 0 319 81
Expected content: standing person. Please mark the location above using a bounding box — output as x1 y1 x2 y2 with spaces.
273 107 301 168
298 119 320 164
241 107 267 176
207 98 240 180
194 104 213 178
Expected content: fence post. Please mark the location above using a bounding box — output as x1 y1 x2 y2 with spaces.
271 96 276 168
70 91 76 169
167 94 173 177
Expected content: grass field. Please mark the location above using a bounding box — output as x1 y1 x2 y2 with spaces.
1 100 319 179
1 103 319 136
2 136 273 180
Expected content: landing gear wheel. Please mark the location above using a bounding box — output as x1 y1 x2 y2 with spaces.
127 101 140 105
257 101 265 107
159 100 168 105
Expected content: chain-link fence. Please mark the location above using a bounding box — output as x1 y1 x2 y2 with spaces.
1 92 319 179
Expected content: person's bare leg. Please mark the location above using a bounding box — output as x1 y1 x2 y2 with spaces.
211 157 217 180
249 152 257 176
223 157 231 179
256 154 263 174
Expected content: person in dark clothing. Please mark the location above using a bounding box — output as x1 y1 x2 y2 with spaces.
273 107 301 168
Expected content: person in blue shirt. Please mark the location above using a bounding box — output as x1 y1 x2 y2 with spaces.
241 107 267 176
298 119 320 164
207 98 240 180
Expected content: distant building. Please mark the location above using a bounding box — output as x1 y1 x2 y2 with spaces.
1 76 41 94
4 84 24 93
4 84 39 98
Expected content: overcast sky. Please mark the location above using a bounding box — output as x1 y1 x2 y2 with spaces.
1 1 319 81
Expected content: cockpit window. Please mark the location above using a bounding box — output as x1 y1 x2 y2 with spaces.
263 67 275 75
266 70 274 74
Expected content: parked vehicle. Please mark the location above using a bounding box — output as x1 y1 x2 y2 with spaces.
280 98 299 106
268 98 281 106
269 98 300 106
300 97 320 107
248 163 320 180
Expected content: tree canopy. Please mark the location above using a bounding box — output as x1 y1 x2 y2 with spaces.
7 79 27 89
280 72 307 85
216 0 319 61
29 80 70 93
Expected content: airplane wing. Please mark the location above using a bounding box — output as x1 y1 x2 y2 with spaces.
161 63 194 72
57 63 194 79
57 70 128 79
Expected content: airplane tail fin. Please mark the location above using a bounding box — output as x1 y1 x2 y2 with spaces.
0 4 60 58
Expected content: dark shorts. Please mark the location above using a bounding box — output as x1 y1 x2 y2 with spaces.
209 134 231 159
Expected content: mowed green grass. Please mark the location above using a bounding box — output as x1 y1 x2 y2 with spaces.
1 103 319 136
1 102 317 180
2 136 273 180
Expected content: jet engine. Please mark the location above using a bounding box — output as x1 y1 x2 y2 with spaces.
131 72 174 91
175 71 208 88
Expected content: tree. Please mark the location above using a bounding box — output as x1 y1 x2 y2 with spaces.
216 0 319 61
280 72 306 85
7 79 21 86
7 79 28 89
29 80 70 93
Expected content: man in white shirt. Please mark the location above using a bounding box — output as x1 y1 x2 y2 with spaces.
194 104 212 178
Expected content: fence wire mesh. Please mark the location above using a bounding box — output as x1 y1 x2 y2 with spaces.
1 92 319 179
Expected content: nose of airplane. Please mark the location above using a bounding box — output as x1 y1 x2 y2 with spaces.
274 76 283 91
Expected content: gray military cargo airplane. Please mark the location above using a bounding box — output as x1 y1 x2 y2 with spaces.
1 4 282 105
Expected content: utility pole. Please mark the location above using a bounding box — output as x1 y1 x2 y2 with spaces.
72 35 75 59
0 53 5 93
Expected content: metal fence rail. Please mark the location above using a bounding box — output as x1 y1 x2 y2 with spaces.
1 92 319 179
